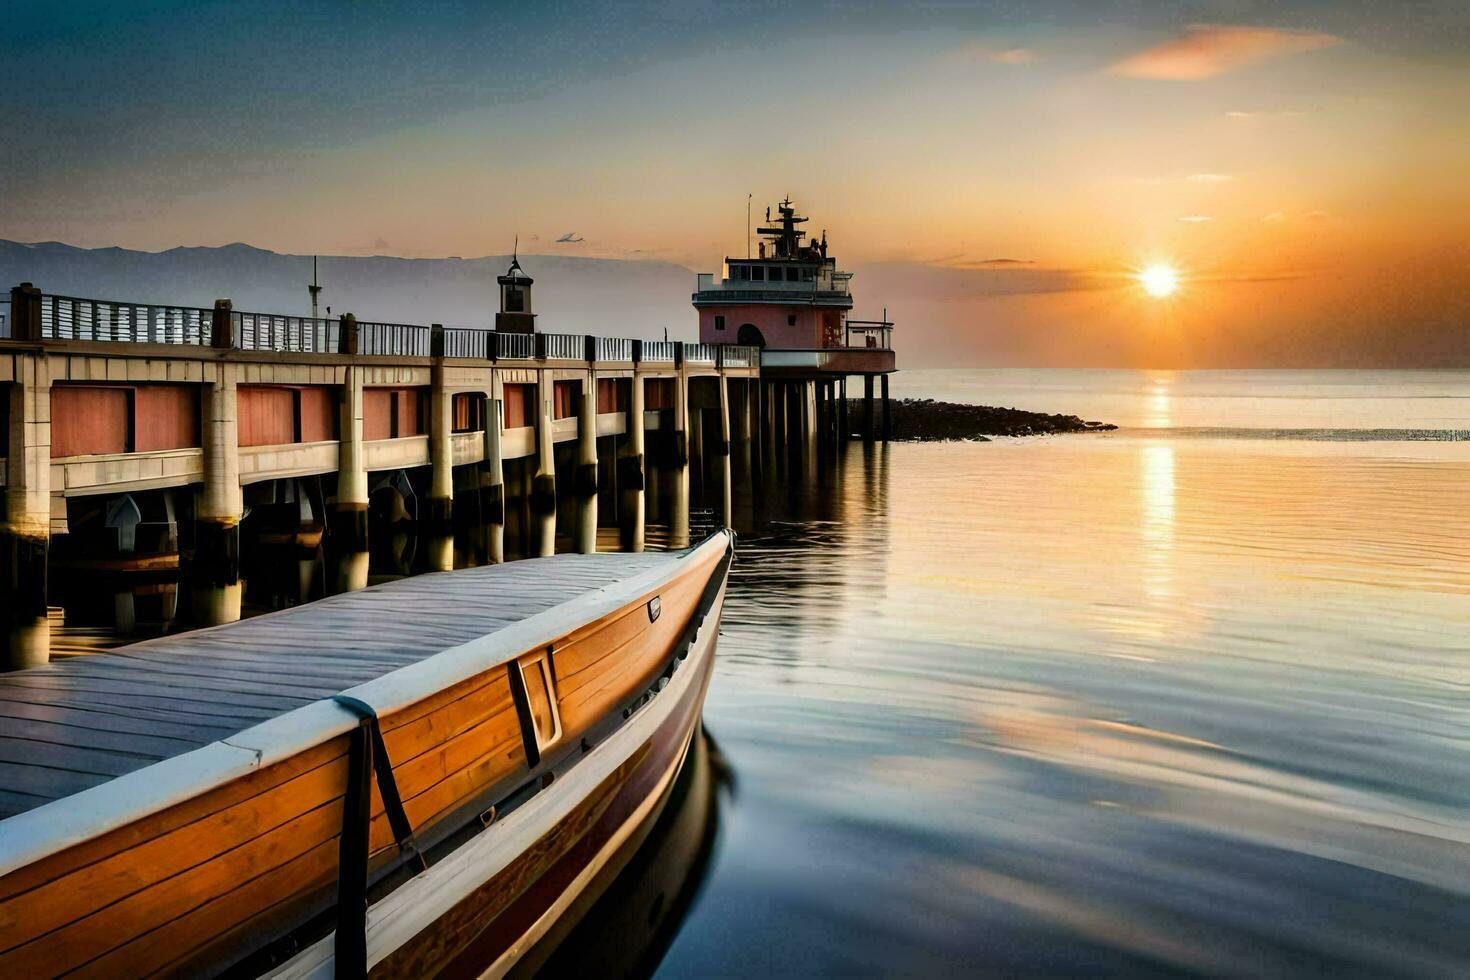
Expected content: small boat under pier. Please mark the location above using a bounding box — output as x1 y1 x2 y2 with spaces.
0 531 733 978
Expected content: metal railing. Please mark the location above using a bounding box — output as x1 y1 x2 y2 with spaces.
236 313 339 353
359 321 430 356
595 336 633 362
496 332 535 359
542 332 584 360
844 320 894 350
443 327 488 359
641 340 677 362
39 294 214 345
682 342 716 365
4 287 801 369
719 344 761 367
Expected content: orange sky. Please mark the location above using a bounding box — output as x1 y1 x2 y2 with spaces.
2 5 1466 366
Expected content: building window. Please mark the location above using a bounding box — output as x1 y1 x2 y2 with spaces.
751 266 765 282
787 314 797 326
786 267 798 282
714 315 726 330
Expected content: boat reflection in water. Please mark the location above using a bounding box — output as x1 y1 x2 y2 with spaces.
526 728 731 978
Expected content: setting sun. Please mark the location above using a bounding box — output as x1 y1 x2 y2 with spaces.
1139 264 1180 298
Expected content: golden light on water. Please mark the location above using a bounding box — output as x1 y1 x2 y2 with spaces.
1139 264 1181 298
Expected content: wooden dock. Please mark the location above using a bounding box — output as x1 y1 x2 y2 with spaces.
0 552 670 820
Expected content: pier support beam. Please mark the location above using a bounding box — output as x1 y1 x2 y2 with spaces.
2 345 51 670
333 364 369 592
532 380 556 557
426 351 454 572
670 372 690 549
575 374 598 554
620 376 646 552
718 376 733 528
481 396 505 563
839 377 848 442
863 375 875 444
195 362 242 625
881 373 892 443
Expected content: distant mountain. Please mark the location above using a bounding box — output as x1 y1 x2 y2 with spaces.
0 241 698 341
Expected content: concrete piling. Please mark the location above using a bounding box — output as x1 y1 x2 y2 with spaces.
532 382 557 557
575 375 598 554
718 376 733 528
2 350 51 670
426 356 454 572
621 375 646 552
195 363 242 625
670 372 690 549
482 396 505 563
333 364 370 592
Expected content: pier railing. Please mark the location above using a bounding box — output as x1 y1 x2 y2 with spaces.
237 312 339 353
640 340 677 362
3 286 764 370
443 326 488 359
683 342 717 365
37 294 215 345
359 321 430 357
542 332 584 360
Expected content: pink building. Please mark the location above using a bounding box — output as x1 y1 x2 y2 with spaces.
694 199 896 438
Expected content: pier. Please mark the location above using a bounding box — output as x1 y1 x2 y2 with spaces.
0 267 895 670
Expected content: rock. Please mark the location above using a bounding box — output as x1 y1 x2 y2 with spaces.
844 398 1115 441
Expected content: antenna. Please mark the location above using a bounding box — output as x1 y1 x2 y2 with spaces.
746 194 751 259
308 255 323 321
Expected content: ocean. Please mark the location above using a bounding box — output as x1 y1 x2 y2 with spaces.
632 368 1470 976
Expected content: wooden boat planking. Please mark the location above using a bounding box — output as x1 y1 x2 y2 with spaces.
0 531 732 977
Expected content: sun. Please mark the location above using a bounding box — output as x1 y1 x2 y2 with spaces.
1139 264 1180 298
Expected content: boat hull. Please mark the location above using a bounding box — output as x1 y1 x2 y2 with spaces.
0 533 733 979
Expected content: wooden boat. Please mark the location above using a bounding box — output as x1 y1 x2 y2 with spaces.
0 530 734 978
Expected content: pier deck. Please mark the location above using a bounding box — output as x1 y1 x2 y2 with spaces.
0 551 672 819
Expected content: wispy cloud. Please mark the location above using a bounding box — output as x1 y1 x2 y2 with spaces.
1225 109 1306 119
1109 25 1341 80
1187 173 1233 183
1178 215 1214 223
960 43 1037 65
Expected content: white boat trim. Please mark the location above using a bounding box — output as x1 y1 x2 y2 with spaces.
270 581 726 979
0 532 732 880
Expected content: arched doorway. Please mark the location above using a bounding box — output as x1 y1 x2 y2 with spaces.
737 324 766 347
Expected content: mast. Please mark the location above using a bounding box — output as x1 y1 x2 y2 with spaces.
308 256 323 321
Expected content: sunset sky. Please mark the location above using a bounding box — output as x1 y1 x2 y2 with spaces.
2 1 1466 367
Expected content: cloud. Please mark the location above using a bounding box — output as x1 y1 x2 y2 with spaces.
1109 25 1341 80
1225 109 1305 119
1262 211 1286 222
960 43 1037 65
1187 173 1233 183
1178 215 1214 223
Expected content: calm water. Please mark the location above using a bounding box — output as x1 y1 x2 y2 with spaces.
632 370 1470 977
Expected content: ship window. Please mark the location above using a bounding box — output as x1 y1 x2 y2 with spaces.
786 267 799 282
736 265 750 280
769 267 782 281
787 314 797 326
714 315 726 331
751 266 765 282
800 267 814 281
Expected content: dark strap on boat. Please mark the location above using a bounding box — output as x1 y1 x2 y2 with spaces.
332 694 425 869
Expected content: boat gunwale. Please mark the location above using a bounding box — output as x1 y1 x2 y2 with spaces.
0 531 733 879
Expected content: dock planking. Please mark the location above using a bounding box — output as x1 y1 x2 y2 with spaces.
0 552 673 819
